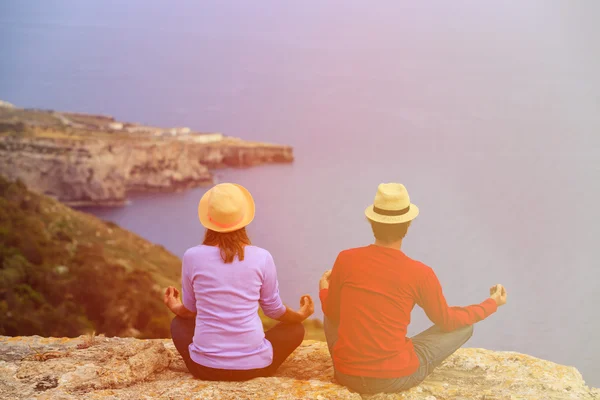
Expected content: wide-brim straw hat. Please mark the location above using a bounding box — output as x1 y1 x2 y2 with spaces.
365 183 419 224
198 183 255 233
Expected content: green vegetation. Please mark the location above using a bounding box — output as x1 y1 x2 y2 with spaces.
0 107 62 127
0 122 27 135
0 176 324 340
0 176 175 338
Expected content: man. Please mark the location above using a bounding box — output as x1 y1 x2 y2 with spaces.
319 183 507 394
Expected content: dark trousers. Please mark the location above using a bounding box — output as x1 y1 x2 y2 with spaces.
324 316 474 394
170 316 305 381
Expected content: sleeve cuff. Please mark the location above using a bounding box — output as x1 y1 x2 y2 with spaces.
481 297 498 315
263 300 287 320
182 300 197 313
271 303 287 320
319 288 329 301
319 288 329 315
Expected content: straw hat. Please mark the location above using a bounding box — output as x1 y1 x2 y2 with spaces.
198 183 255 233
364 183 419 224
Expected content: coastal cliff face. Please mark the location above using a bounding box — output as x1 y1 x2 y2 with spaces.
0 136 293 207
0 337 597 400
0 104 293 206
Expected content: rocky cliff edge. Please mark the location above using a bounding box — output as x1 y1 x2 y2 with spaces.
1 336 598 400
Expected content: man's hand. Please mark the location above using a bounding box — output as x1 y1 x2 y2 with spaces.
489 284 507 307
298 295 314 320
164 286 182 312
319 269 332 290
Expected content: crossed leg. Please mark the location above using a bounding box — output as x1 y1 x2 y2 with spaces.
323 316 474 394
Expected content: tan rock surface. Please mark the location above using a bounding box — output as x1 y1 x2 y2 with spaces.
1 336 597 399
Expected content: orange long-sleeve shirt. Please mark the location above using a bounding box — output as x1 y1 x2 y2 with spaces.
319 245 497 378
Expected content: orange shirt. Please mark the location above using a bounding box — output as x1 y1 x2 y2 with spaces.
319 245 497 378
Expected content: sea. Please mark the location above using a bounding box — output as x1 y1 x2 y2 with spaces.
1 0 599 386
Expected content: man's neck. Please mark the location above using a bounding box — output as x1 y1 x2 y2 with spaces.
373 239 403 250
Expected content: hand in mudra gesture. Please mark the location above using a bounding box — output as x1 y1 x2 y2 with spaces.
163 286 182 311
319 269 332 290
489 284 507 307
298 295 314 320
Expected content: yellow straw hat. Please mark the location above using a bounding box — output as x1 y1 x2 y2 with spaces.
198 183 255 233
364 183 419 224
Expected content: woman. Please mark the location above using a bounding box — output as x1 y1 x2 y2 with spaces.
164 183 314 381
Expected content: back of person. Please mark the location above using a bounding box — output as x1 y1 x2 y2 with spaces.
319 182 506 394
183 244 276 369
164 182 315 381
331 245 425 376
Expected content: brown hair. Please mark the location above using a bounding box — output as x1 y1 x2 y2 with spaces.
203 227 251 263
369 220 411 243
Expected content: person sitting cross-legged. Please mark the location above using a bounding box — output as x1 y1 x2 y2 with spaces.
164 183 315 381
319 183 507 394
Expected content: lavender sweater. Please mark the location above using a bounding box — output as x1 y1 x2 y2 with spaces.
181 245 287 369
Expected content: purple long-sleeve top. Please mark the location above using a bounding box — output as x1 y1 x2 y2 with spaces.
181 244 287 369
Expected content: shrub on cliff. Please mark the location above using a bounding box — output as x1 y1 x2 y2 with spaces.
0 122 26 135
0 176 173 338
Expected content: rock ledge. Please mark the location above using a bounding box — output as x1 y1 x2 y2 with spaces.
0 336 598 399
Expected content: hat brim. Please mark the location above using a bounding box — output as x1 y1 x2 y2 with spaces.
365 203 419 224
198 184 255 233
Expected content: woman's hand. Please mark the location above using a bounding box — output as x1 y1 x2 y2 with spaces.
164 286 182 312
163 286 196 319
319 269 332 290
275 295 315 323
298 295 314 320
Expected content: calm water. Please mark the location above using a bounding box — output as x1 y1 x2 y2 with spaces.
2 0 599 386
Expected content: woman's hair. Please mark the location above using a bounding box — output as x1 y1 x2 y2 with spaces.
203 227 251 263
369 220 411 243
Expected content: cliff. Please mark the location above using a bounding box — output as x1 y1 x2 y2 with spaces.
0 337 597 400
0 103 293 206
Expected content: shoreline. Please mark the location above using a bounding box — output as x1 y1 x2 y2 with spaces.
68 180 217 208
0 101 294 207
